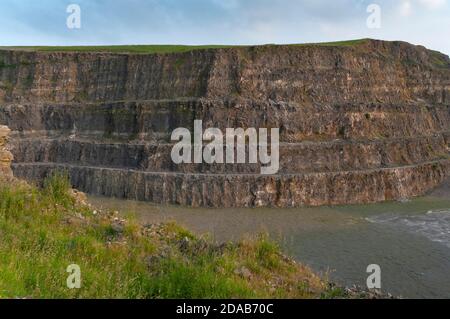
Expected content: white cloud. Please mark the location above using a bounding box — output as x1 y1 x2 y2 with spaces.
399 0 413 16
418 0 447 9
398 0 447 17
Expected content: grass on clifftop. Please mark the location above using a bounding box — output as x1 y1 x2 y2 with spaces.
6 45 237 55
1 39 370 55
0 172 334 299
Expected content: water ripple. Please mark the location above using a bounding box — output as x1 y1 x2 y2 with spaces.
368 209 450 248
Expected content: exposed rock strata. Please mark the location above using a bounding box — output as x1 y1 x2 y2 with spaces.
7 134 450 174
0 125 13 180
12 160 450 207
1 39 449 207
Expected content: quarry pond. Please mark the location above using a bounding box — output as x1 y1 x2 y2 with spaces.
89 188 450 299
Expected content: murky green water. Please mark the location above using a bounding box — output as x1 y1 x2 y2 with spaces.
88 192 450 299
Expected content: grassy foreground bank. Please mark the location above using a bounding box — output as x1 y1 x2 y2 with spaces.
0 173 343 299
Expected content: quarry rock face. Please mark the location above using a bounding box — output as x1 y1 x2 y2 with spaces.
0 39 449 207
0 125 13 180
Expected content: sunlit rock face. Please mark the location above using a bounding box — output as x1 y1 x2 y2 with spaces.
0 125 13 180
1 39 449 207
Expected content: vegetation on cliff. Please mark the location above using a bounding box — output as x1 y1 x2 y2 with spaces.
0 172 336 299
1 39 369 54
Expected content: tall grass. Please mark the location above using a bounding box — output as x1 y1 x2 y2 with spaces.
0 173 326 299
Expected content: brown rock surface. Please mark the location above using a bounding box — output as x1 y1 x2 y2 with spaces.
1 39 449 207
0 125 13 180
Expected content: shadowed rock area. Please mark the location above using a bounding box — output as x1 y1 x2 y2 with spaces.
429 177 450 198
1 39 449 207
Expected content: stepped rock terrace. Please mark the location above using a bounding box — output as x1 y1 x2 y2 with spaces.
1 39 449 207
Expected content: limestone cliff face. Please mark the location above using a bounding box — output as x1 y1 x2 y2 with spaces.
0 40 449 105
0 125 13 180
1 39 449 207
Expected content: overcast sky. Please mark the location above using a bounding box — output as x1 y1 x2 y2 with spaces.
0 0 449 55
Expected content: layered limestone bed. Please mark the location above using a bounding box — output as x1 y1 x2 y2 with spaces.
0 39 449 207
